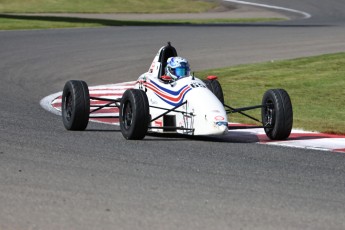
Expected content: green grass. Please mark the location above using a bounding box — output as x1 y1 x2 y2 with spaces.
197 53 345 134
0 15 284 30
0 16 101 30
0 0 215 13
0 0 284 30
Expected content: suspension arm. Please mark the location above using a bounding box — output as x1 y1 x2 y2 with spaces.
150 101 188 122
224 104 264 124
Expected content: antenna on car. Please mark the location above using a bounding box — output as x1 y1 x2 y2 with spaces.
192 72 195 80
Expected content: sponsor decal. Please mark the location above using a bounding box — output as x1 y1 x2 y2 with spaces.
215 116 225 121
154 120 163 127
190 82 206 88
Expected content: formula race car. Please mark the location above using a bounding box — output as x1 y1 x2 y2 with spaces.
61 42 293 140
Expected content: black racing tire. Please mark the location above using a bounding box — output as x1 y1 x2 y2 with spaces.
261 89 293 140
202 79 224 104
120 89 150 140
62 80 90 131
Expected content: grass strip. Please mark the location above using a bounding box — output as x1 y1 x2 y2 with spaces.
0 14 284 30
197 53 345 134
0 0 215 13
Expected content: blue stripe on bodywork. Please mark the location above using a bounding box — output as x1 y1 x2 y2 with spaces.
150 80 189 96
156 88 192 106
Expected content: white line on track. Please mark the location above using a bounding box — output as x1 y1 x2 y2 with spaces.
223 0 312 19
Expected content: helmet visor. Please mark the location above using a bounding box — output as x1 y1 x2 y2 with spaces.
174 67 189 78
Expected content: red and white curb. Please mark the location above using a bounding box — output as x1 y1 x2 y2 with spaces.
40 81 137 123
40 81 345 153
228 127 345 153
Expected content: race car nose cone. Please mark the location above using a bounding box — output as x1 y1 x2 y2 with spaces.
215 121 229 134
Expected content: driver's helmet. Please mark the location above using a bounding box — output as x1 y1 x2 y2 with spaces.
166 57 190 80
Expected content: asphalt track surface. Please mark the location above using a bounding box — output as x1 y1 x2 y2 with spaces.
1 1 345 229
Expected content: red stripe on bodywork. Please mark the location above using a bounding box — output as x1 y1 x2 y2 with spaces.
145 83 190 103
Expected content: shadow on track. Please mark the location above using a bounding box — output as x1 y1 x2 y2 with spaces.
147 130 261 143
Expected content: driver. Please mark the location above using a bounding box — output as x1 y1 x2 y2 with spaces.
165 57 190 81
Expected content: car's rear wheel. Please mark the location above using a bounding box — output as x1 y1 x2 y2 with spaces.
203 79 224 104
262 89 293 140
120 89 150 140
62 80 90 130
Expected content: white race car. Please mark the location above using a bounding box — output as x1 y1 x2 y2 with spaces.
61 42 293 140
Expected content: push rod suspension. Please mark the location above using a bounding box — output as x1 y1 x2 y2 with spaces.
89 97 120 114
89 115 119 119
228 104 265 113
148 126 194 131
150 101 188 122
224 104 262 124
228 125 265 130
90 101 118 114
149 105 191 115
90 97 120 103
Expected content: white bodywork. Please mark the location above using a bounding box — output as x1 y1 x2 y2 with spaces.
135 46 228 136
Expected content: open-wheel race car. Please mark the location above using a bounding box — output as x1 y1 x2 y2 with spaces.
61 42 293 140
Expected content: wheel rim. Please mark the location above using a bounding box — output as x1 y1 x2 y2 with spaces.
122 101 133 130
264 101 274 127
65 92 73 121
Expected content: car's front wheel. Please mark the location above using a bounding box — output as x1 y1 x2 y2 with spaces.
261 89 293 140
120 89 150 140
62 80 90 130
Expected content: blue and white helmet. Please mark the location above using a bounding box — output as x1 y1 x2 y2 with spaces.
166 57 190 80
